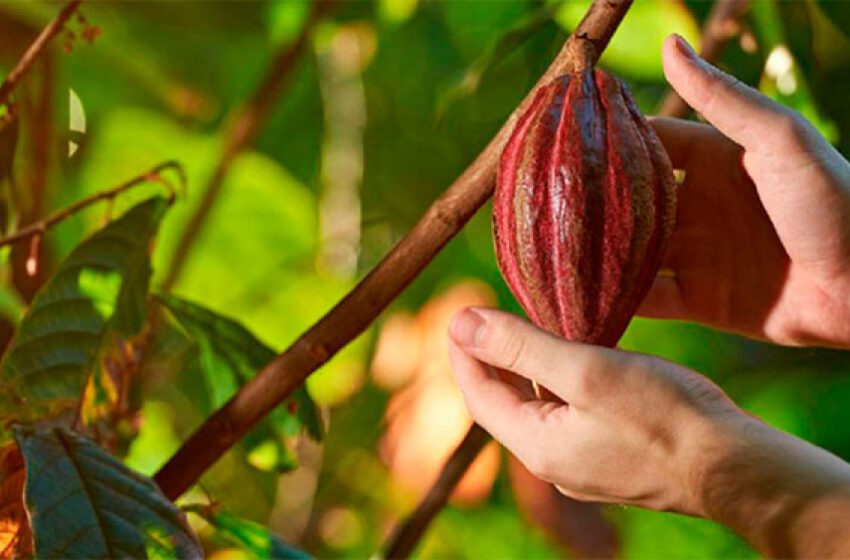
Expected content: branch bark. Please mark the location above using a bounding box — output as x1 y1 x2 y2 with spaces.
383 423 490 559
657 0 750 118
154 0 634 502
160 0 329 292
0 0 82 107
0 160 184 248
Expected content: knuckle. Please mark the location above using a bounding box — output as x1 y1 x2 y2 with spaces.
499 328 529 372
572 366 597 399
571 351 615 399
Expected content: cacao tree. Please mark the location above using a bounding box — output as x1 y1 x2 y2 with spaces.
0 0 847 558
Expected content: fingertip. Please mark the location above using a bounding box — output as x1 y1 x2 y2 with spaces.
447 338 484 385
662 34 696 88
449 307 487 348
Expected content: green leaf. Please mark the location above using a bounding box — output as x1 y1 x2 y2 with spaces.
435 3 562 124
189 507 311 560
13 424 201 559
157 294 323 467
0 281 24 325
78 107 369 408
816 0 850 39
0 198 169 425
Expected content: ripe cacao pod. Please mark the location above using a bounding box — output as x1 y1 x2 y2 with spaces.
493 68 676 347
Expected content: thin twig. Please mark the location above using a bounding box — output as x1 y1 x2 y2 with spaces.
154 0 634 501
383 424 490 559
0 0 82 107
380 3 754 555
161 0 330 292
657 0 750 118
0 160 185 248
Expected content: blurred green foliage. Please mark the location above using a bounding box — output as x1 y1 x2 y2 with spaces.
1 0 849 558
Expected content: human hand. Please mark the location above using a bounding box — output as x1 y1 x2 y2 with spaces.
447 307 739 515
448 307 850 557
641 35 850 348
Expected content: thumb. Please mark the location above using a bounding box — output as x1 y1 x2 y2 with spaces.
662 34 800 154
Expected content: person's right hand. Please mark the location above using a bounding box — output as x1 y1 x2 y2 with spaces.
640 35 850 348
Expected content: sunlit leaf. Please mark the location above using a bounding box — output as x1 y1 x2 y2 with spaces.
188 507 311 560
556 0 699 79
267 0 310 45
13 424 201 559
379 0 419 24
157 294 323 468
0 198 168 427
0 281 24 325
0 443 31 557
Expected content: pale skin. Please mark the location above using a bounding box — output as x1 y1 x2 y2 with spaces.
448 35 850 558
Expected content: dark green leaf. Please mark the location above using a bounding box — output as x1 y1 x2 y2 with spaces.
435 3 561 124
189 507 310 560
816 0 850 38
129 320 278 521
0 198 168 426
157 294 323 465
13 424 201 559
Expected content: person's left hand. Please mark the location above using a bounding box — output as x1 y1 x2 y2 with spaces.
447 307 742 515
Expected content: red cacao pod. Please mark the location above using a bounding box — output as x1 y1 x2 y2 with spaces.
493 68 676 347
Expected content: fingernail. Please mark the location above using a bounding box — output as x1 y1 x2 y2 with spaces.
450 308 486 348
672 34 697 61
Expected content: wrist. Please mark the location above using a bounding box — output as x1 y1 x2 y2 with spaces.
692 413 850 556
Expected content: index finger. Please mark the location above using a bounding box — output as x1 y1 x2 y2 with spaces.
662 34 804 155
449 308 623 405
448 339 568 459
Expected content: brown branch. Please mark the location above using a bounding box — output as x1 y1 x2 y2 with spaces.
153 0 634 501
383 424 490 559
378 3 752 550
0 0 82 107
160 0 329 292
657 0 750 118
0 160 184 248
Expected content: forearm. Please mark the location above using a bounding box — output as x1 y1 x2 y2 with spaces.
699 415 850 557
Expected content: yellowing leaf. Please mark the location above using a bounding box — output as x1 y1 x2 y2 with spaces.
0 444 31 558
0 198 168 430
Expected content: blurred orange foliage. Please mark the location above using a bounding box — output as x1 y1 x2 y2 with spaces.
0 443 31 558
373 281 500 505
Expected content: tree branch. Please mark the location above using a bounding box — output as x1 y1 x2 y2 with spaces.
160 0 329 292
657 0 750 118
0 0 82 107
379 3 754 553
153 0 634 501
0 160 184 248
383 423 490 559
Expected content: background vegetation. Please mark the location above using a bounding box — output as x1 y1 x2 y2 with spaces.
1 0 849 557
